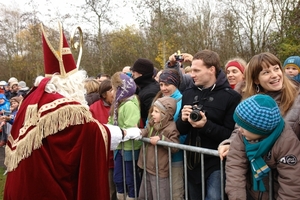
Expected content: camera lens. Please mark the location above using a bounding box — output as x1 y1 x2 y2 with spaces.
190 110 202 122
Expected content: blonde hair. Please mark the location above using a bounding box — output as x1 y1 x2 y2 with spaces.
84 78 100 94
243 52 298 115
224 57 247 70
184 66 192 74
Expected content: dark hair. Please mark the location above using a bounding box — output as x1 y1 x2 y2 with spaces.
193 49 221 77
96 73 102 78
99 79 112 98
96 73 111 79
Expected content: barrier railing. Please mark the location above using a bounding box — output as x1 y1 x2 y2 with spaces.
118 138 225 200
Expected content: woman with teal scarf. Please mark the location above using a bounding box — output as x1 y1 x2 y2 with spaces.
150 68 186 200
226 94 300 199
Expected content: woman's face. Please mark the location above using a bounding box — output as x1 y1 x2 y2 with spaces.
159 82 177 96
257 64 283 92
103 89 114 105
226 66 244 86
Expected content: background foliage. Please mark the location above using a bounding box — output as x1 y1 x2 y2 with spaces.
0 0 299 86
0 167 6 199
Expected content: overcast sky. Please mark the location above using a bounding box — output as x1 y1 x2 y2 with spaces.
0 0 138 31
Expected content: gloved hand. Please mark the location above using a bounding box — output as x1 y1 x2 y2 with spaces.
123 127 142 141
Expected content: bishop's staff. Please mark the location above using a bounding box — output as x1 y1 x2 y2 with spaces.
70 26 83 69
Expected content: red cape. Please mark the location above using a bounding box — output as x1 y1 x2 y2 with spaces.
90 99 114 169
4 78 111 200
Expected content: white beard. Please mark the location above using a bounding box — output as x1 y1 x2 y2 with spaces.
34 70 88 107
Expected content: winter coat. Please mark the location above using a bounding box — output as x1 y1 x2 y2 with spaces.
134 74 160 126
220 86 300 146
0 93 10 113
138 96 180 178
176 70 241 184
225 124 300 200
108 95 142 160
85 92 100 106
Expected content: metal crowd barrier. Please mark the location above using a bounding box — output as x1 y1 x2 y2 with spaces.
119 138 225 200
119 138 273 200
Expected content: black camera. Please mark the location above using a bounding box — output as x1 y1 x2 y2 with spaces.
190 105 205 122
174 50 184 62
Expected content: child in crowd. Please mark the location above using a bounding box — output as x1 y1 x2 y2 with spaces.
283 55 300 82
0 93 11 147
137 96 180 200
225 94 300 199
0 96 21 150
108 72 142 200
6 96 22 125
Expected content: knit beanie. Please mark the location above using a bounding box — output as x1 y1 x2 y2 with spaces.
8 77 18 84
233 94 283 136
225 61 245 73
10 96 22 104
159 69 181 88
131 58 154 76
283 56 300 72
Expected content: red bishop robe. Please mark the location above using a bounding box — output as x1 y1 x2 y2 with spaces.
4 78 111 200
90 99 114 169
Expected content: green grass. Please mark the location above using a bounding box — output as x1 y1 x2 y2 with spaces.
0 167 6 199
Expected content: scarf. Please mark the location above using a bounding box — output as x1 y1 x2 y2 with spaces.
243 118 284 192
113 73 136 125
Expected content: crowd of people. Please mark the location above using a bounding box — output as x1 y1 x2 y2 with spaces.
0 78 30 147
2 21 300 200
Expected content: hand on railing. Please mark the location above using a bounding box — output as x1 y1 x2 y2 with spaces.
218 144 230 160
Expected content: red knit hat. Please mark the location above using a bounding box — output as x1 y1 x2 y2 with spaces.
41 22 77 77
225 61 245 74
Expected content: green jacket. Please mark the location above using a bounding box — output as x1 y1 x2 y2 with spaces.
108 95 142 151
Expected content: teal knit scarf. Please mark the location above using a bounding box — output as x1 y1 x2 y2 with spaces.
243 118 284 192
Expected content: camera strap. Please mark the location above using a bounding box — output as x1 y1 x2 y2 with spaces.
187 132 201 170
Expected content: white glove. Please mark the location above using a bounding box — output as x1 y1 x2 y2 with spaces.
123 127 142 141
104 124 123 150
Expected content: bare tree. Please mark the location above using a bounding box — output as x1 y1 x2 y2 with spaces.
217 0 274 57
79 0 118 73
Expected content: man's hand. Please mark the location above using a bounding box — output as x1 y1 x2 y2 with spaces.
188 111 207 128
181 105 193 121
168 53 177 66
181 53 193 62
169 53 193 66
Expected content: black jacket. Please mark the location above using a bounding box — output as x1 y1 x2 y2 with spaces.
176 70 241 183
134 73 160 126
